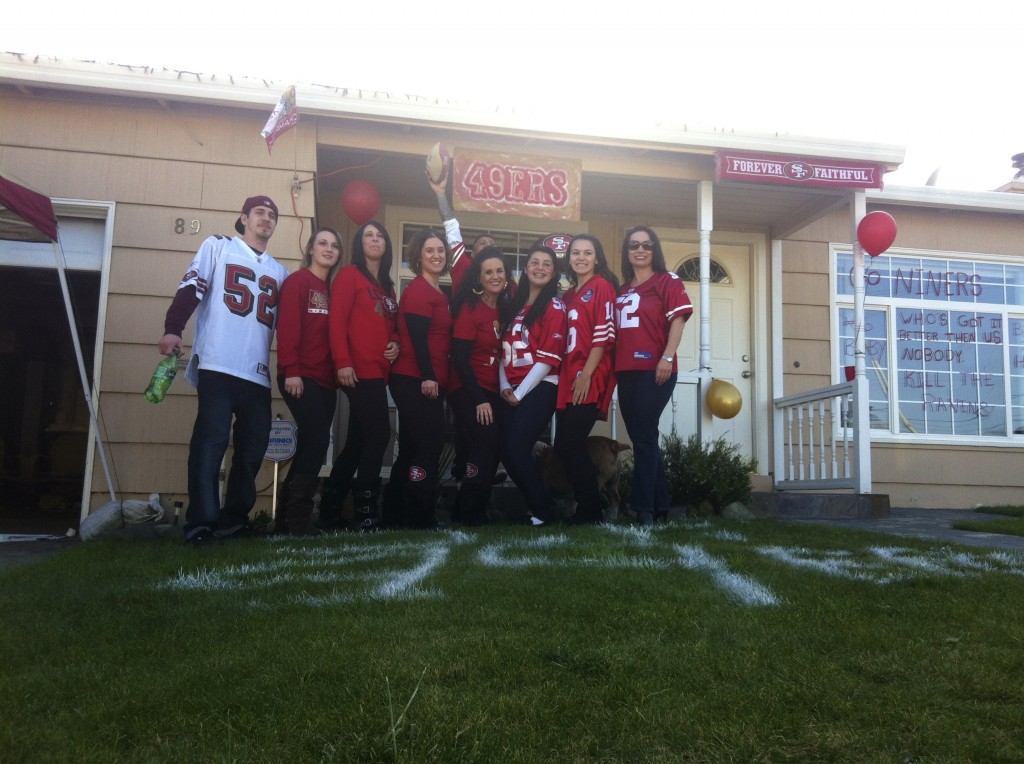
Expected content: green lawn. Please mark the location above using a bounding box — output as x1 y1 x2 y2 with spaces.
953 505 1024 538
3 520 1023 762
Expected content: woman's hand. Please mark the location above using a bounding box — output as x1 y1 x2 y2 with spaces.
421 380 439 399
476 402 494 425
284 376 304 398
337 367 357 388
655 358 673 385
500 388 519 407
384 341 400 362
571 370 592 404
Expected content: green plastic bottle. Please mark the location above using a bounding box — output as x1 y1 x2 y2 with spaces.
144 349 180 404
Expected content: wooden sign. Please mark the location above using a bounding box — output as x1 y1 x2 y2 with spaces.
453 148 582 221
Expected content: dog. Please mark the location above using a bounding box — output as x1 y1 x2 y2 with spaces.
533 436 632 522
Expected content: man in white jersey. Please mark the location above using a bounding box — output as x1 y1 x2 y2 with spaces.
158 196 289 545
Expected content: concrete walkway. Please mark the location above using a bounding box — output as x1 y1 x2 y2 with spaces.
786 507 1024 553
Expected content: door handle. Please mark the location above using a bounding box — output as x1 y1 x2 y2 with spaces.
742 370 752 378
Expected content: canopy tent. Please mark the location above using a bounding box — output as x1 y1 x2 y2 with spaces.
0 173 117 508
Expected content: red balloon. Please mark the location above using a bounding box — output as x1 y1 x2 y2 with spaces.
857 211 897 257
341 179 381 225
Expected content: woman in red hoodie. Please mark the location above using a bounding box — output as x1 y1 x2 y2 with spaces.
321 221 400 531
275 226 343 535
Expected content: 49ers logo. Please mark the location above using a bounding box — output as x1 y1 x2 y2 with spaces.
409 466 427 482
464 463 479 479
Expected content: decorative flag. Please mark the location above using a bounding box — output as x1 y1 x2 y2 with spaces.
261 86 298 154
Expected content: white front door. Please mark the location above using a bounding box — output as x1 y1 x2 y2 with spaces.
658 236 755 461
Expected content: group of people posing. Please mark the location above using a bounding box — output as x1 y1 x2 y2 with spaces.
162 186 692 545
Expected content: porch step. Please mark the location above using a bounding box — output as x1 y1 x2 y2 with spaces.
751 491 890 519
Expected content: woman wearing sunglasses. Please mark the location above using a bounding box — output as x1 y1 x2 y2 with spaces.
615 226 693 526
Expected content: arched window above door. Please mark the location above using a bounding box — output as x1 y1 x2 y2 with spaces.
676 256 731 284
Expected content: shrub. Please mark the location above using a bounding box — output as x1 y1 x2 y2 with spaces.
662 430 757 513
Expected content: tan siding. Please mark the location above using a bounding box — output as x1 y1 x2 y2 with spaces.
0 94 315 170
782 240 831 273
872 443 1024 508
783 305 830 340
783 338 832 376
782 272 828 307
88 442 281 512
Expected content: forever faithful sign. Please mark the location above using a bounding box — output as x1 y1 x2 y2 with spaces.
453 148 582 221
715 151 884 189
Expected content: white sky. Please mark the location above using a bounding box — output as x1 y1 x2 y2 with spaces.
5 1 1021 191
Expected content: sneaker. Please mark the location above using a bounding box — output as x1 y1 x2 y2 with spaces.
184 528 221 547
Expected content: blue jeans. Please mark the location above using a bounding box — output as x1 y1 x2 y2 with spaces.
498 381 557 521
616 370 675 518
185 370 272 536
554 403 601 518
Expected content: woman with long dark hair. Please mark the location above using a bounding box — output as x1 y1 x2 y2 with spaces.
448 247 510 525
275 226 343 535
321 220 400 531
554 234 619 525
498 245 567 525
382 228 453 529
614 225 692 526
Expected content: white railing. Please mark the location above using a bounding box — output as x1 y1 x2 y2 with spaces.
773 382 857 490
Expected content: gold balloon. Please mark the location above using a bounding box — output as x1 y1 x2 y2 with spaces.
706 378 742 419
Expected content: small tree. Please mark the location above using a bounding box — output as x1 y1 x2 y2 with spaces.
662 430 757 514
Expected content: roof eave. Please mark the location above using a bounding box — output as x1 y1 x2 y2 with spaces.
2 53 905 168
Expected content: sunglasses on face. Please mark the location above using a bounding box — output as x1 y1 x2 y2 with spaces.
628 241 654 252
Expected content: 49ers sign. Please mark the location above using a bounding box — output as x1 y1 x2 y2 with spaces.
453 148 582 221
715 150 884 189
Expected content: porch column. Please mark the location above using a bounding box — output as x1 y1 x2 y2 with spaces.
697 181 714 434
851 192 873 493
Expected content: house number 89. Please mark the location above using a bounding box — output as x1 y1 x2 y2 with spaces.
174 218 201 235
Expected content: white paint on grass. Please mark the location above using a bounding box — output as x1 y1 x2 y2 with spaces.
155 525 1024 609
675 544 780 607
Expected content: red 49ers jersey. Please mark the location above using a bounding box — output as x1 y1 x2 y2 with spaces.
557 276 617 412
501 299 567 388
615 271 692 373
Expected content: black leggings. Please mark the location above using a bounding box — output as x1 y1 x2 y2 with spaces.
277 376 337 478
328 378 392 487
448 386 502 488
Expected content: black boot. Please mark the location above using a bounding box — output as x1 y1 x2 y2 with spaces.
286 474 321 536
406 475 439 530
380 475 406 529
458 482 492 527
317 473 353 532
350 477 382 531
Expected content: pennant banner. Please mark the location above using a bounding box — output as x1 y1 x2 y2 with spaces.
261 86 299 154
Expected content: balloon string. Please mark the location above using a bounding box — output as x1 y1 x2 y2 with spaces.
298 155 384 185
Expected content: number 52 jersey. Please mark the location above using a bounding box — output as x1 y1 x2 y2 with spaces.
179 235 289 388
